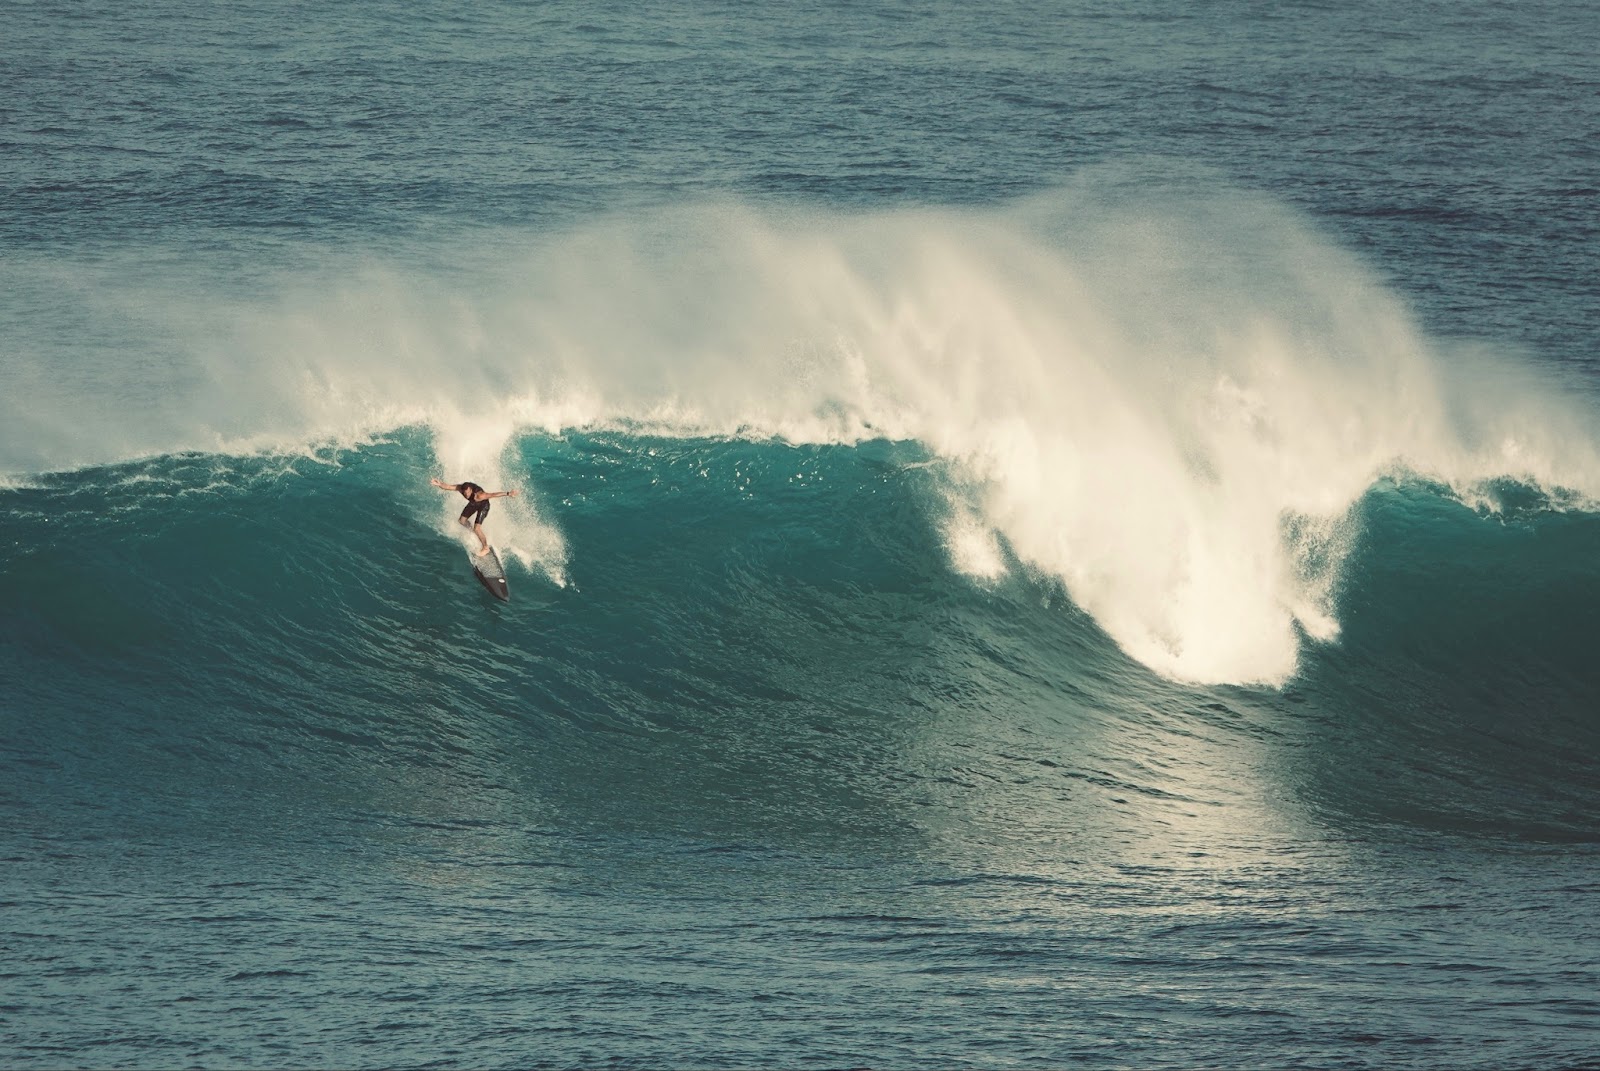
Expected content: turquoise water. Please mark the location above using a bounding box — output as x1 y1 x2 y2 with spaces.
4 2 1599 1067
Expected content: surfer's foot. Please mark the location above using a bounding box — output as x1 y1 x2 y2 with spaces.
478 545 491 556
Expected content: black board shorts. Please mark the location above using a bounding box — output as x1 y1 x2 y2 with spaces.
461 498 490 525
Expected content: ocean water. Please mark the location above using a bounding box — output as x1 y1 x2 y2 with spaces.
3 1 1599 1067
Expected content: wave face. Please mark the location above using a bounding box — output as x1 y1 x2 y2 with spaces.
5 430 1598 844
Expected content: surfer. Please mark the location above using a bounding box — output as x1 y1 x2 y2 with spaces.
431 478 519 555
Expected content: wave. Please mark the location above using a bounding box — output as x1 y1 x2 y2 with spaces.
4 180 1599 690
2 434 1597 845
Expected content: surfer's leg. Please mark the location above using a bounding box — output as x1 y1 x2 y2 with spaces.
473 523 490 555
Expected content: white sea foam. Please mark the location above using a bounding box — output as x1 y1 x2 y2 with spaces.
431 412 568 587
938 490 1009 586
8 180 1598 682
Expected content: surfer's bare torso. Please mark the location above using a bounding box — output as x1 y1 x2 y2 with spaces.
430 477 519 555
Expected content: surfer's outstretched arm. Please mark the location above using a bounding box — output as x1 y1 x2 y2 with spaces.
430 478 463 492
486 489 519 499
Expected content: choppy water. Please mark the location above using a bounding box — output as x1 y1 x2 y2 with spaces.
3 2 1599 1068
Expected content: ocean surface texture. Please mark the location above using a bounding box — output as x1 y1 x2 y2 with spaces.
4 2 1599 1068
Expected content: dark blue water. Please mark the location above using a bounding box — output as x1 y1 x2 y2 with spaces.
4 2 1599 1068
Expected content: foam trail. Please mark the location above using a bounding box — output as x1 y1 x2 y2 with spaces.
432 410 568 586
10 182 1600 682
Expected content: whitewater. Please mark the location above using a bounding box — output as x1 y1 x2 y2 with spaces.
4 1 1598 1068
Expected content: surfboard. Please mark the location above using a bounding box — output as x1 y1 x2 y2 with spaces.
471 547 510 602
